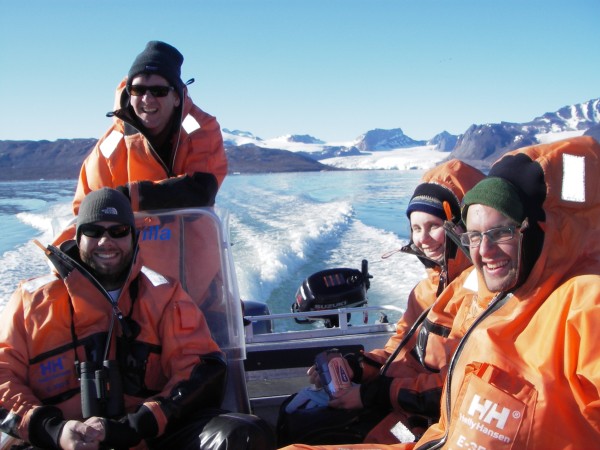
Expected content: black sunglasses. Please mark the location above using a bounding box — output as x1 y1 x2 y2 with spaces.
79 224 132 239
127 85 174 97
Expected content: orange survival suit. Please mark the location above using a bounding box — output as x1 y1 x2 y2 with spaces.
73 77 228 214
278 160 483 447
282 136 600 450
355 160 483 441
411 135 600 449
0 237 225 448
369 159 483 352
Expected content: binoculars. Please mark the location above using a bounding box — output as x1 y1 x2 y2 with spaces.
80 360 125 419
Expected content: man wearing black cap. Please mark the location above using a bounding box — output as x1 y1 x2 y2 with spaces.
72 40 228 214
0 188 274 449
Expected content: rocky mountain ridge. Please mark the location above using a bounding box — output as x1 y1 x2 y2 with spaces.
451 98 600 169
0 139 97 181
0 139 336 181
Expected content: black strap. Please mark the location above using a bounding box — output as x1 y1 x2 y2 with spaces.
67 295 82 376
380 305 433 377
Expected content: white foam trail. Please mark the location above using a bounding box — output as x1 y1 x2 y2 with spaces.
229 199 353 303
0 241 51 312
0 202 74 311
324 220 427 323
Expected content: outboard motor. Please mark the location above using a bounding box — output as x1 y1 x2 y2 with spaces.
292 260 371 328
242 299 274 334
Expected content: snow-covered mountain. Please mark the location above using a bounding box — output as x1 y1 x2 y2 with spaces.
3 98 597 181
222 128 446 170
14 97 583 177
222 97 600 171
427 131 458 152
531 99 600 133
222 128 264 146
354 128 426 151
223 127 426 154
451 98 600 168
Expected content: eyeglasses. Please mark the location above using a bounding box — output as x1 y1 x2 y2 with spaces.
127 85 174 97
459 225 518 248
79 224 132 239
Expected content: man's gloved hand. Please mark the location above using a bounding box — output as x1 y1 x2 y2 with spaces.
142 172 218 209
28 405 66 449
115 183 130 200
90 404 158 448
118 172 218 211
97 417 142 448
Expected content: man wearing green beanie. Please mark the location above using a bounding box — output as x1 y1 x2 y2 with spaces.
406 136 600 449
459 176 531 292
280 137 600 449
281 137 600 450
460 149 546 294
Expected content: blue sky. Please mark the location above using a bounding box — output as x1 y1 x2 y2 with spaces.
1 0 598 143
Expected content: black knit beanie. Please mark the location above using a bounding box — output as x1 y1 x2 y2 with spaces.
405 182 461 269
406 183 460 223
127 41 185 96
76 188 135 242
487 153 546 224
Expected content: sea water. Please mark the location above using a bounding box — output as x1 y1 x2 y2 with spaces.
0 171 427 326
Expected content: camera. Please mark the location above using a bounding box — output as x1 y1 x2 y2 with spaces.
80 360 125 419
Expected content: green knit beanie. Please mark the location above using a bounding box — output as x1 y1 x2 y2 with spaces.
461 177 524 224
